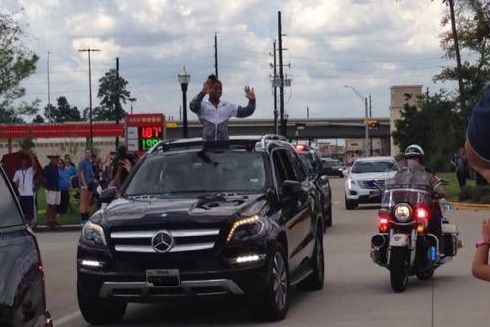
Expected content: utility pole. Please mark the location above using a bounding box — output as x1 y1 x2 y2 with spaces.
364 97 369 157
115 57 120 150
447 0 465 115
78 48 100 148
278 11 286 137
214 32 219 78
47 51 51 123
369 94 373 156
272 40 278 135
307 106 310 120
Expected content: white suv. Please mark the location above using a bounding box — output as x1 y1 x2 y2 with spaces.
344 156 399 210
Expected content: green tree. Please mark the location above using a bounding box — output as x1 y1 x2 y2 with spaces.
44 96 81 122
33 114 44 123
392 92 463 171
435 0 490 120
0 11 39 123
96 69 133 121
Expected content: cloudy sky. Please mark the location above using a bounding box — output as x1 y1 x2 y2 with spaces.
2 0 453 122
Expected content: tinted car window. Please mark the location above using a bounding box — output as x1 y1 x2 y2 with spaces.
351 161 397 173
0 171 23 228
125 151 267 195
288 151 307 181
299 153 315 173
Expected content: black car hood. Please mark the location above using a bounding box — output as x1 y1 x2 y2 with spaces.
99 193 267 228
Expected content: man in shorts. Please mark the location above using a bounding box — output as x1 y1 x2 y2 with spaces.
12 152 38 226
44 154 61 227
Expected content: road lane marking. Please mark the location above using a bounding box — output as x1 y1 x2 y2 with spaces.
53 310 81 326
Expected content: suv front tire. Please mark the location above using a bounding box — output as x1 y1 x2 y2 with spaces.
253 244 289 322
78 284 127 325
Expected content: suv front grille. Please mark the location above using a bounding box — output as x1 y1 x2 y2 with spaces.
110 229 220 253
358 180 385 189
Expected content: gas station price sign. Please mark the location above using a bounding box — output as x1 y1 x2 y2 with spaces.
125 114 165 154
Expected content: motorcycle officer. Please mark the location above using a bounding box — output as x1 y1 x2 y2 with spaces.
398 144 446 253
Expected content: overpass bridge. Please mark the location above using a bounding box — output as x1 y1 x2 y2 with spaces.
165 117 391 140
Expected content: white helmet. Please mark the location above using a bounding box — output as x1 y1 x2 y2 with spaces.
404 144 425 159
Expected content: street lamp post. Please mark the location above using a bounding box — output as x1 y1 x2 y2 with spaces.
343 85 369 157
78 48 100 148
178 67 191 138
129 97 136 114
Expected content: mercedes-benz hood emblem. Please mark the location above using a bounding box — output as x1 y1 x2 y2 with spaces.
151 230 174 253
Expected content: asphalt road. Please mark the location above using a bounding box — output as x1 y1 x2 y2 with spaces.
37 177 490 327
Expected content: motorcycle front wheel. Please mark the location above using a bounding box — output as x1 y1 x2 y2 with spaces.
389 247 409 293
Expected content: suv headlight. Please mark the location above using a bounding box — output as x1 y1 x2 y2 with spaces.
81 221 107 246
227 215 266 242
347 178 357 189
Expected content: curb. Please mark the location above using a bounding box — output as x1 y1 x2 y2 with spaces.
33 224 82 233
448 201 490 211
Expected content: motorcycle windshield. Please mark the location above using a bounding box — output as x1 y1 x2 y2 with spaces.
382 161 432 208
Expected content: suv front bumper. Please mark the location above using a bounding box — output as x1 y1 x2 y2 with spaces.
77 241 272 301
345 180 382 203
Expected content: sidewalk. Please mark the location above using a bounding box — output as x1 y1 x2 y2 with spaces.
33 224 82 233
448 201 490 211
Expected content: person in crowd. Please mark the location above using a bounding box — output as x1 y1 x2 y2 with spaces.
467 84 490 281
111 145 137 190
44 154 61 227
190 74 256 141
57 155 77 217
12 152 38 227
450 147 468 187
78 148 94 224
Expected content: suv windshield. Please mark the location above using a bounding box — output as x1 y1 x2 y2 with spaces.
351 160 397 174
124 151 267 195
323 160 340 168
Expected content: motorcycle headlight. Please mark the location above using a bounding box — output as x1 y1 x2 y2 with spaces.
81 221 107 246
227 215 266 242
394 204 412 223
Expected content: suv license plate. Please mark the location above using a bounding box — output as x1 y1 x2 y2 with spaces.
146 269 180 287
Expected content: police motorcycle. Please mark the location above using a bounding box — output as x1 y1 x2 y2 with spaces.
369 169 462 293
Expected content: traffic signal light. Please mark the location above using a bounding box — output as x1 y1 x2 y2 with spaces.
368 119 379 129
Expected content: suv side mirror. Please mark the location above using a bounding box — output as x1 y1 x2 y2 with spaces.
280 180 303 197
100 187 117 204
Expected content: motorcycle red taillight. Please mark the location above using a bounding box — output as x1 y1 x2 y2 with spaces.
377 209 391 233
414 206 430 222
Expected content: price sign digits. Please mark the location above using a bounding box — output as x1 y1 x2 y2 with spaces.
141 126 163 138
141 139 160 151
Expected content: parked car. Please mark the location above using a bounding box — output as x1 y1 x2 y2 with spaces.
344 156 399 210
77 135 325 324
0 166 52 327
294 144 333 228
321 158 344 177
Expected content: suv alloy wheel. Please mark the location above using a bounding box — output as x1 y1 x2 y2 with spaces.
253 244 289 321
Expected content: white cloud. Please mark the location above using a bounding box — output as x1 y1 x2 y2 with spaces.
2 0 452 122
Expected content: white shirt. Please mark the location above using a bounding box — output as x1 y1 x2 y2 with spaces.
13 167 35 196
199 98 239 124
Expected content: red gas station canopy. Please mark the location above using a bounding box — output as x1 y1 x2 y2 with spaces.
0 123 124 139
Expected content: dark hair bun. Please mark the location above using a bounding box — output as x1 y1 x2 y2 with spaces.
207 74 217 81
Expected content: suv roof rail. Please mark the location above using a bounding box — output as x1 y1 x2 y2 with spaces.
260 134 288 149
149 138 260 154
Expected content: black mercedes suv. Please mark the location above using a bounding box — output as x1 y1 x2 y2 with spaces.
77 135 325 324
